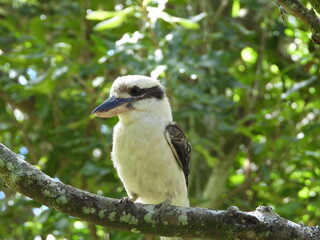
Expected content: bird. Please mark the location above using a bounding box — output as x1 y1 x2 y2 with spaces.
92 75 191 239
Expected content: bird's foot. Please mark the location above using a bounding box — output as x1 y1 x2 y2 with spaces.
117 193 138 214
227 205 239 211
119 193 139 204
153 197 172 221
119 193 138 205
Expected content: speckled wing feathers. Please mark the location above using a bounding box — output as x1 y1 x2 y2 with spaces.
165 123 191 187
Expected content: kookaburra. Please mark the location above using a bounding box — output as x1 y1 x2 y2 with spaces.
92 75 191 221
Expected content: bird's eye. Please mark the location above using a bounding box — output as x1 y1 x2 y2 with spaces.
130 86 141 96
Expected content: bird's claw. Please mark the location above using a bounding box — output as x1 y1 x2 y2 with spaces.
119 196 133 205
153 197 172 221
118 193 138 206
117 194 138 215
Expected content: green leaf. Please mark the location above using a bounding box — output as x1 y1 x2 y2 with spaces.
190 12 207 22
160 11 200 29
232 0 240 17
93 15 124 31
0 53 44 64
230 174 245 186
241 47 258 64
282 76 317 98
51 66 68 80
26 70 56 94
92 7 134 31
86 10 118 21
194 144 219 167
172 16 199 29
298 187 310 199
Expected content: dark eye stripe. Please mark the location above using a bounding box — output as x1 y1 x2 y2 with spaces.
144 86 164 100
130 86 142 96
129 86 164 100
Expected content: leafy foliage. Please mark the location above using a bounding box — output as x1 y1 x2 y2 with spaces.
0 0 319 239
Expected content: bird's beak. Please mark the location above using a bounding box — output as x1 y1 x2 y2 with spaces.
91 96 135 118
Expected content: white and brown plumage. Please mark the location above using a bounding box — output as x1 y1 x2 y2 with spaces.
92 75 191 210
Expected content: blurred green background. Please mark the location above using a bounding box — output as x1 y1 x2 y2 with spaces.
0 0 319 239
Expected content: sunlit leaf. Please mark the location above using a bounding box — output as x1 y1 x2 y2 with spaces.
241 47 257 64
230 174 245 185
298 187 310 199
160 11 200 29
171 16 199 29
90 6 134 31
232 0 240 18
173 17 199 29
86 10 118 21
93 15 124 31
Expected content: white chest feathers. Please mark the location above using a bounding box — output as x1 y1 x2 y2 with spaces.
111 117 189 207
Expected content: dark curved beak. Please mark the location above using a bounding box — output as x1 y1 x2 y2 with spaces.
91 96 135 118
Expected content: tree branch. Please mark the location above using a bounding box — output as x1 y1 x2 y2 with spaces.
308 0 320 15
0 143 319 240
276 0 320 44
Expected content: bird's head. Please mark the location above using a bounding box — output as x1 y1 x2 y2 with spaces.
92 75 172 122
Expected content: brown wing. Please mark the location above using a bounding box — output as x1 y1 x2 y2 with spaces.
165 122 191 187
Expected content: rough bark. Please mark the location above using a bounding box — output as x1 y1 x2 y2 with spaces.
0 143 319 240
276 0 320 44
